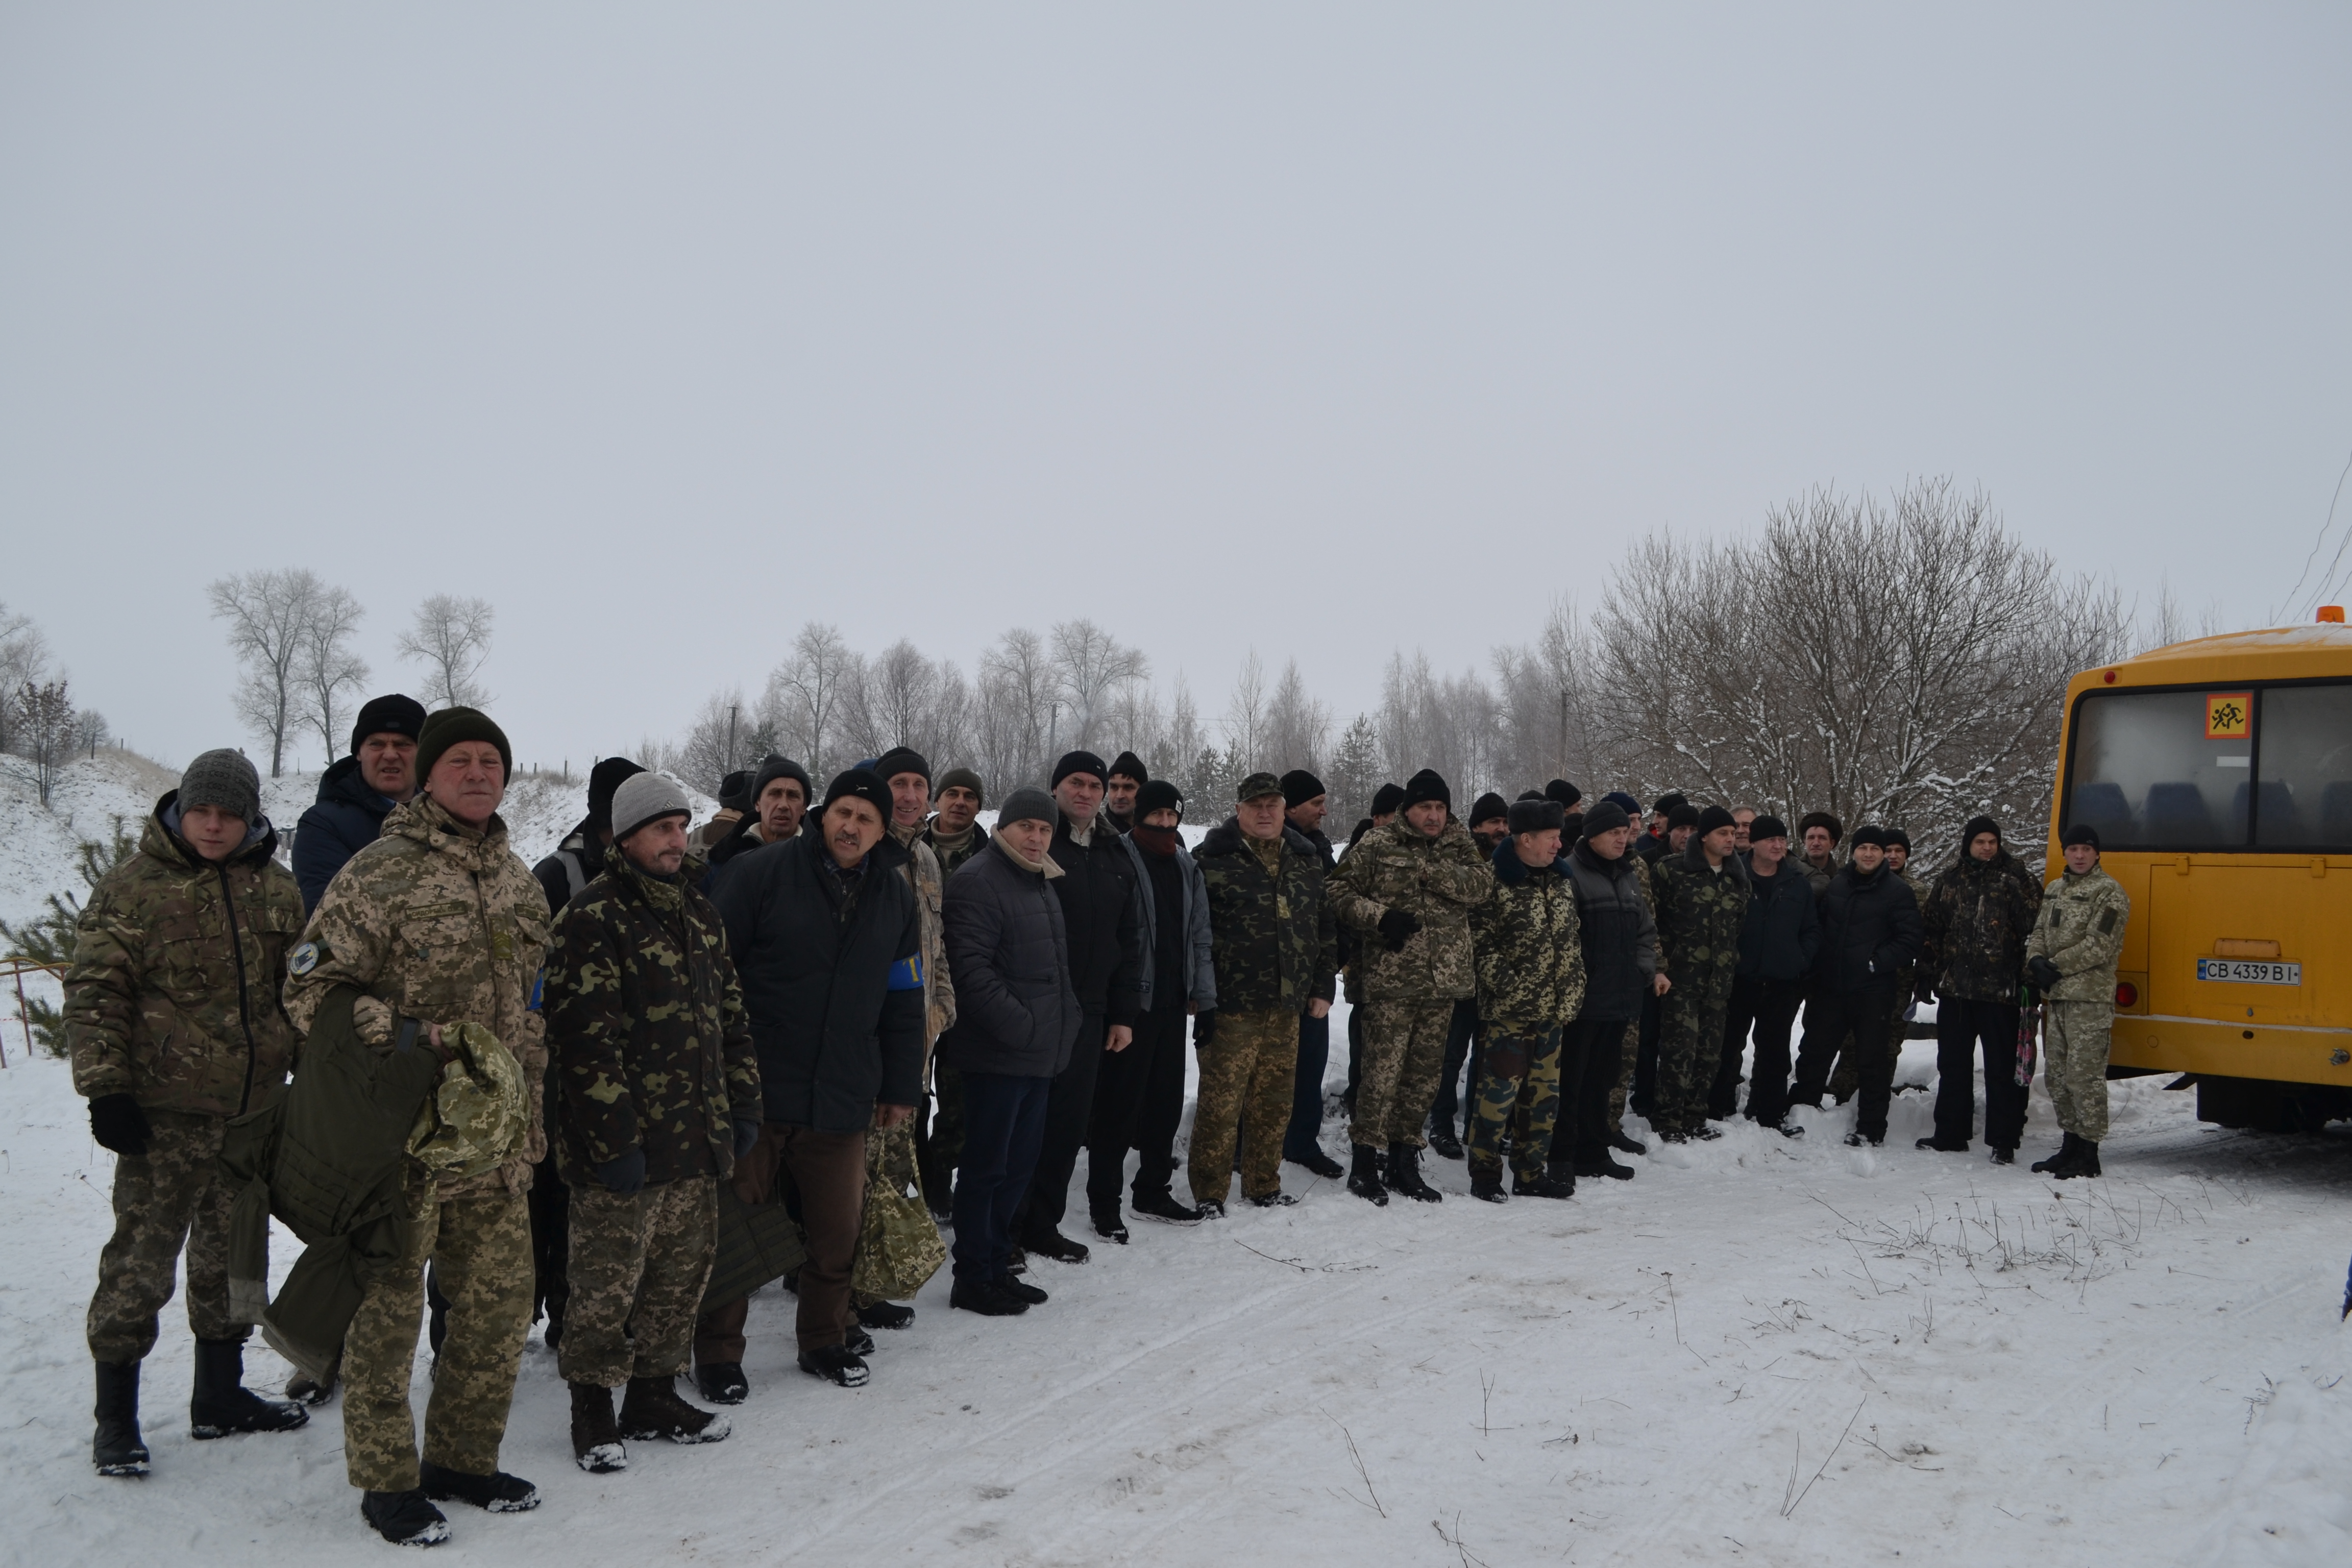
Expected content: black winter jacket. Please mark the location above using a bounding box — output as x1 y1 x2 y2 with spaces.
1812 862 1924 994
710 830 925 1133
292 756 400 912
936 839 1083 1079
1049 815 1144 1028
1564 840 1658 1023
1737 854 1822 982
533 815 612 920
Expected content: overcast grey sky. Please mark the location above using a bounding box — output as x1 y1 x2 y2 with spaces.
4 4 2347 775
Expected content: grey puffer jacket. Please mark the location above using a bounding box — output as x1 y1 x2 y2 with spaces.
937 838 1084 1079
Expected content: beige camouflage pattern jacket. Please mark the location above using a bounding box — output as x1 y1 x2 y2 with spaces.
890 819 956 1068
284 793 553 1196
2026 864 2130 1003
1327 816 1494 1003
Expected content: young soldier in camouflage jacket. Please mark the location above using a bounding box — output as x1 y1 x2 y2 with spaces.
1327 768 1493 1204
2026 824 2130 1178
546 772 760 1473
1646 807 1751 1141
1464 798 1586 1200
283 708 551 1547
1189 773 1336 1211
67 748 311 1477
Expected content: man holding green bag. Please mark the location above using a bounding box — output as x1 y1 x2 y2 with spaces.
285 707 552 1548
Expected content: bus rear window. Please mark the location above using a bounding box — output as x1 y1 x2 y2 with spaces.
2064 690 2251 849
2253 683 2352 847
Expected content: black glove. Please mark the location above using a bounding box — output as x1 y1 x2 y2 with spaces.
2027 955 2063 993
1913 976 1937 1007
733 1117 763 1160
1192 1010 1216 1047
88 1093 151 1158
597 1148 647 1195
1376 909 1422 952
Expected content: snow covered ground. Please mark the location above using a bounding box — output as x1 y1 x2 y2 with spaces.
5 756 2350 1565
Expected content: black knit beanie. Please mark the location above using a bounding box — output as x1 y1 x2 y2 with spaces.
418 707 512 783
1052 750 1107 789
1468 791 1509 828
1963 814 2002 848
349 693 426 754
1544 778 1583 809
1402 769 1451 811
1135 779 1184 819
1695 804 1737 837
1107 750 1148 784
1369 782 1406 817
1280 769 1326 808
822 768 892 822
874 746 930 786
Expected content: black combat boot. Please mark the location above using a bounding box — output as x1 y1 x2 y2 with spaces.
570 1381 627 1473
420 1461 539 1512
999 1276 1048 1306
1468 1168 1507 1203
799 1344 871 1387
1286 1146 1345 1181
694 1362 749 1405
2060 1139 2102 1179
190 1339 309 1438
949 1278 1027 1316
1346 1144 1388 1205
93 1360 149 1476
843 1322 876 1356
1133 1190 1207 1224
1427 1122 1465 1161
1384 1142 1443 1203
619 1375 731 1443
1609 1130 1647 1157
1513 1169 1575 1199
2030 1133 2080 1175
856 1300 916 1331
361 1488 450 1546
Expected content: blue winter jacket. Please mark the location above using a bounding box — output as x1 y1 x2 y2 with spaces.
292 755 399 912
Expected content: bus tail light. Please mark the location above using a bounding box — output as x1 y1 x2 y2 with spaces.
2116 981 2139 1009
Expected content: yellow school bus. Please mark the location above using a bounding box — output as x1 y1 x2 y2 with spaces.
2052 612 2352 1130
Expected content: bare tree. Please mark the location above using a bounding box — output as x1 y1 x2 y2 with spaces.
212 569 338 776
398 594 495 709
1378 649 1503 800
1590 479 2130 871
1051 619 1148 753
1262 658 1332 775
75 708 110 760
299 584 369 767
975 627 1058 790
760 622 859 778
0 602 50 756
16 679 76 806
1222 650 1268 767
844 639 964 762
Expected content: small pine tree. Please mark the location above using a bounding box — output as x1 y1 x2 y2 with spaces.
0 816 137 1057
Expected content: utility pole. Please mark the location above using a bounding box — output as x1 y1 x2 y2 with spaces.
1558 687 1569 780
726 703 739 774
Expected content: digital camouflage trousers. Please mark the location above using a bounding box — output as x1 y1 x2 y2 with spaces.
342 1180 532 1492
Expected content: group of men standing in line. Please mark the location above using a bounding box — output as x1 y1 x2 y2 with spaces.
60 690 2133 1546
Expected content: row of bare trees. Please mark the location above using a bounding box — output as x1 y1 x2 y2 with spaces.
206 575 495 775
651 479 2139 866
0 604 106 805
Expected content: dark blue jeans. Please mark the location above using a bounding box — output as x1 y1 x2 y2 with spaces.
953 1072 1052 1283
1285 1010 1332 1160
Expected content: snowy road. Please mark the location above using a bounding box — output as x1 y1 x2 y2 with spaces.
5 1034 2348 1566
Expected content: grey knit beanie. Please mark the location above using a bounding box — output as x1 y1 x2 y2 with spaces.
996 786 1056 829
179 748 260 824
610 772 692 843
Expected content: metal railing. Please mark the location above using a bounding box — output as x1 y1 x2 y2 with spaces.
1 959 67 1067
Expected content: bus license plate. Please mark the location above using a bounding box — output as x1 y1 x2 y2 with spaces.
2196 959 2301 986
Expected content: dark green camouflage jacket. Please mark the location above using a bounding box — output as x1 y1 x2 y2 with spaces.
1469 842 1586 1030
545 849 760 1186
66 799 306 1117
1194 819 1337 1013
1920 851 2041 1002
1649 839 1749 1002
1328 816 1494 1002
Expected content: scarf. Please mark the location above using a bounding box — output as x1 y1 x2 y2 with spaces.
1131 823 1181 858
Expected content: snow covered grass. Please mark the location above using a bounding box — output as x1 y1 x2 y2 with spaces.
6 769 2349 1563
4 1040 2349 1565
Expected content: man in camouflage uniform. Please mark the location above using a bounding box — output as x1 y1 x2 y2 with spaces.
916 767 988 1215
1464 798 1585 1200
1647 806 1750 1142
547 773 760 1472
68 748 311 1476
1327 768 1492 1204
283 707 552 1547
1189 772 1336 1211
2027 824 2129 1179
856 747 953 1328
1916 815 2042 1160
